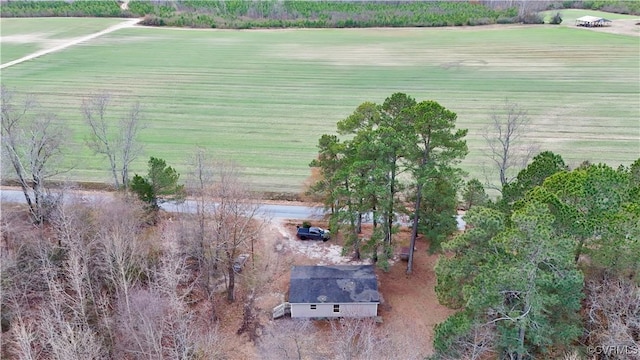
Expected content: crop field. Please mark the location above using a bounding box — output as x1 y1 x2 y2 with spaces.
1 16 638 193
0 17 128 63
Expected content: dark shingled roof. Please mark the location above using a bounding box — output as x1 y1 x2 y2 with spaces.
289 265 380 304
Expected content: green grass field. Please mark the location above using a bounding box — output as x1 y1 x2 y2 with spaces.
1 17 638 193
0 18 129 63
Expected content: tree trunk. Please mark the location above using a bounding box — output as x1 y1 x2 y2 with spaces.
227 256 235 302
353 226 361 260
107 152 119 189
386 162 396 246
407 182 422 274
574 237 585 263
516 324 525 360
121 167 129 189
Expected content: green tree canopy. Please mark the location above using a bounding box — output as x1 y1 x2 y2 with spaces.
519 161 640 274
309 93 467 270
131 157 184 211
462 178 489 210
435 203 583 358
500 150 567 211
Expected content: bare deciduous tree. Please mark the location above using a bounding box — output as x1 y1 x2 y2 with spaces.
328 317 424 360
1 85 69 223
584 274 640 352
184 148 220 298
39 288 105 360
5 307 38 360
211 162 263 302
115 234 200 360
95 197 147 317
330 317 378 360
119 101 144 189
482 99 538 192
82 92 144 189
259 319 318 360
436 321 496 360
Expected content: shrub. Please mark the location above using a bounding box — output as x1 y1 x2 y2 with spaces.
302 221 312 229
141 14 165 26
519 12 544 24
496 16 517 24
550 12 563 24
467 17 493 26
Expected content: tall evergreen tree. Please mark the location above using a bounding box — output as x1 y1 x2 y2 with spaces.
310 94 467 270
435 203 583 358
406 101 468 273
521 161 640 273
131 157 184 212
499 150 567 212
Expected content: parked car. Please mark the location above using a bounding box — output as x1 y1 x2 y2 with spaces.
296 226 330 241
233 254 249 273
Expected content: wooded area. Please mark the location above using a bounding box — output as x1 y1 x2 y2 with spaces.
2 0 639 28
307 93 639 359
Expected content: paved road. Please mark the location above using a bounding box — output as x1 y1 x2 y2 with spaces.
1 188 464 228
0 188 325 221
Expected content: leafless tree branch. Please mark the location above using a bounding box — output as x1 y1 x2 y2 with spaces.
482 98 539 192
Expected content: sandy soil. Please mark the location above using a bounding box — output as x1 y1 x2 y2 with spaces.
229 219 457 358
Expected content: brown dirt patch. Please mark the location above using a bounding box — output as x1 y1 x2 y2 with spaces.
377 229 457 356
252 220 456 357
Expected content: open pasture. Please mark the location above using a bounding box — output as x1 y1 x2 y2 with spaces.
1 18 638 193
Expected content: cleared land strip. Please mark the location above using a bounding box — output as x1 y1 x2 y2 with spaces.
0 18 140 70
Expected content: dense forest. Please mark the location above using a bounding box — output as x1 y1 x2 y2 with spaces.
1 0 639 28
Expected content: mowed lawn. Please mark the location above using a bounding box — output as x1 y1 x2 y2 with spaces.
1 18 638 193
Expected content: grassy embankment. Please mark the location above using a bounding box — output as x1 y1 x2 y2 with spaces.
1 17 638 193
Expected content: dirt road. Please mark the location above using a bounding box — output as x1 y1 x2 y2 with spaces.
0 18 141 70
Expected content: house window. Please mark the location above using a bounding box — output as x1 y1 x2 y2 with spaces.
333 304 340 313
310 304 316 310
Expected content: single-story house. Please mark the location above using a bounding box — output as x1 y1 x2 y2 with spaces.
575 16 612 27
288 265 380 318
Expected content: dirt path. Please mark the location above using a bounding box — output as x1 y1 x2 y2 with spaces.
0 18 141 70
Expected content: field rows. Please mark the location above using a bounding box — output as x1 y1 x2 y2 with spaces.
1 17 638 192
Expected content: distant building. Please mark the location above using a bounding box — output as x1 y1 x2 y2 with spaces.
576 16 612 27
288 265 380 318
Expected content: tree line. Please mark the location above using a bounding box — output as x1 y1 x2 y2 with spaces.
1 0 551 28
1 161 275 358
3 1 639 28
308 92 639 359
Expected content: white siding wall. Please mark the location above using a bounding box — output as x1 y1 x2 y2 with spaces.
291 303 378 318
